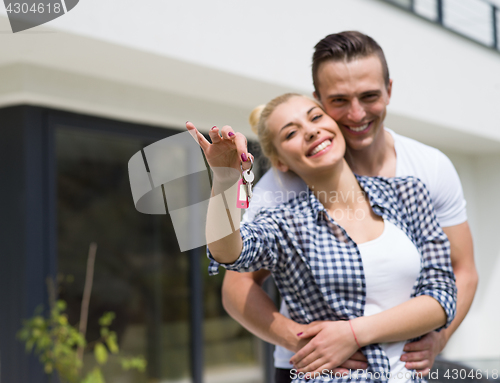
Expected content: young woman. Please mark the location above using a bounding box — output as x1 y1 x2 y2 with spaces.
186 93 456 382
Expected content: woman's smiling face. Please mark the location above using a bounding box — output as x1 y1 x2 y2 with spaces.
267 96 346 178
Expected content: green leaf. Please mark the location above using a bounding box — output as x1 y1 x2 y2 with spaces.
94 343 108 365
120 356 147 372
25 339 35 352
32 328 42 338
100 327 109 338
33 316 45 327
76 334 86 347
39 334 52 349
58 315 68 326
82 367 106 383
56 300 67 311
98 312 115 327
105 333 119 354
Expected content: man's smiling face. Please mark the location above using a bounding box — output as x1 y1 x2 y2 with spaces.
314 55 392 152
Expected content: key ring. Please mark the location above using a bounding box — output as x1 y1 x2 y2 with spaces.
240 156 253 174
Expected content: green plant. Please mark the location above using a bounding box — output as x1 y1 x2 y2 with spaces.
17 243 147 383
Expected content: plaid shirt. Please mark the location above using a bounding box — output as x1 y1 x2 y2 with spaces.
208 175 456 382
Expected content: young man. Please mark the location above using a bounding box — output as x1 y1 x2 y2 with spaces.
222 31 477 382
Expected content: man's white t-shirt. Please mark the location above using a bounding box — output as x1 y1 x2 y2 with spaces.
241 128 467 369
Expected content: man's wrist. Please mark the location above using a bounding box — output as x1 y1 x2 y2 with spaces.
437 328 450 353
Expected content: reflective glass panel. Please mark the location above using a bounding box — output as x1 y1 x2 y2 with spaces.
56 125 264 383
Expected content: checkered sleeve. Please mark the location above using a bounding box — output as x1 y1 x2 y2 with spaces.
207 209 284 276
397 177 457 329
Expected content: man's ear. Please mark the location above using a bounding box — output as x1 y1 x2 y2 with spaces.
313 91 320 102
386 79 393 104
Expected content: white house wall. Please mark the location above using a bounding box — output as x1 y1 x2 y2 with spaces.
441 152 500 364
1 0 500 141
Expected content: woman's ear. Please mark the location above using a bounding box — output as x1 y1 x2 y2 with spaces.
273 158 289 173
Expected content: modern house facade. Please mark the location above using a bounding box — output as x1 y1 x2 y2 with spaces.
1 0 500 382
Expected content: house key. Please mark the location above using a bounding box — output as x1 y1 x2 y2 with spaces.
236 157 254 208
242 159 254 200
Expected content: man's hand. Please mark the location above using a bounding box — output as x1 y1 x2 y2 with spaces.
401 331 447 376
330 351 368 376
289 321 366 375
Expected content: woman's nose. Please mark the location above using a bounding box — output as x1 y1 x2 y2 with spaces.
305 127 320 141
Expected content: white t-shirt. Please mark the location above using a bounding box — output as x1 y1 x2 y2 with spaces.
358 219 421 382
241 128 467 369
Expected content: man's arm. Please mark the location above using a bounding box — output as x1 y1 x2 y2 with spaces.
402 221 478 373
222 270 369 373
222 270 306 352
442 221 478 337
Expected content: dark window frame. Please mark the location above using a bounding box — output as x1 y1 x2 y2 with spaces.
0 105 207 383
379 0 500 52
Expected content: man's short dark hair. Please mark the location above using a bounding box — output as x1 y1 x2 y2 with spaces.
312 31 390 97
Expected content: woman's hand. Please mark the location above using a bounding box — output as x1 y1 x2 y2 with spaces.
186 122 252 174
186 122 252 263
289 321 363 375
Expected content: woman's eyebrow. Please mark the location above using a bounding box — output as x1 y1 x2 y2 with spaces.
280 106 319 132
279 122 295 133
306 106 318 115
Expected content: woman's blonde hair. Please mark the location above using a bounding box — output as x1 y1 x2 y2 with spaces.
249 93 322 166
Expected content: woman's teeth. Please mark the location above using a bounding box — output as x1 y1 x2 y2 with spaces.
310 140 331 156
348 123 369 132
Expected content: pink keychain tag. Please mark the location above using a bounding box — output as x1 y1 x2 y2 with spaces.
236 177 249 209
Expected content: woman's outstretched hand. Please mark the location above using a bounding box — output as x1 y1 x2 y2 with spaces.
186 122 253 173
186 122 250 263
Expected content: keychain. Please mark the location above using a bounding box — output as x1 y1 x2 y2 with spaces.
236 157 254 209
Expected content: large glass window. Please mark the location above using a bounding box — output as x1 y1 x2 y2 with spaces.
55 122 264 383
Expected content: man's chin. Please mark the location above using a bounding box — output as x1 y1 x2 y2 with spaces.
344 136 375 152
343 127 384 151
